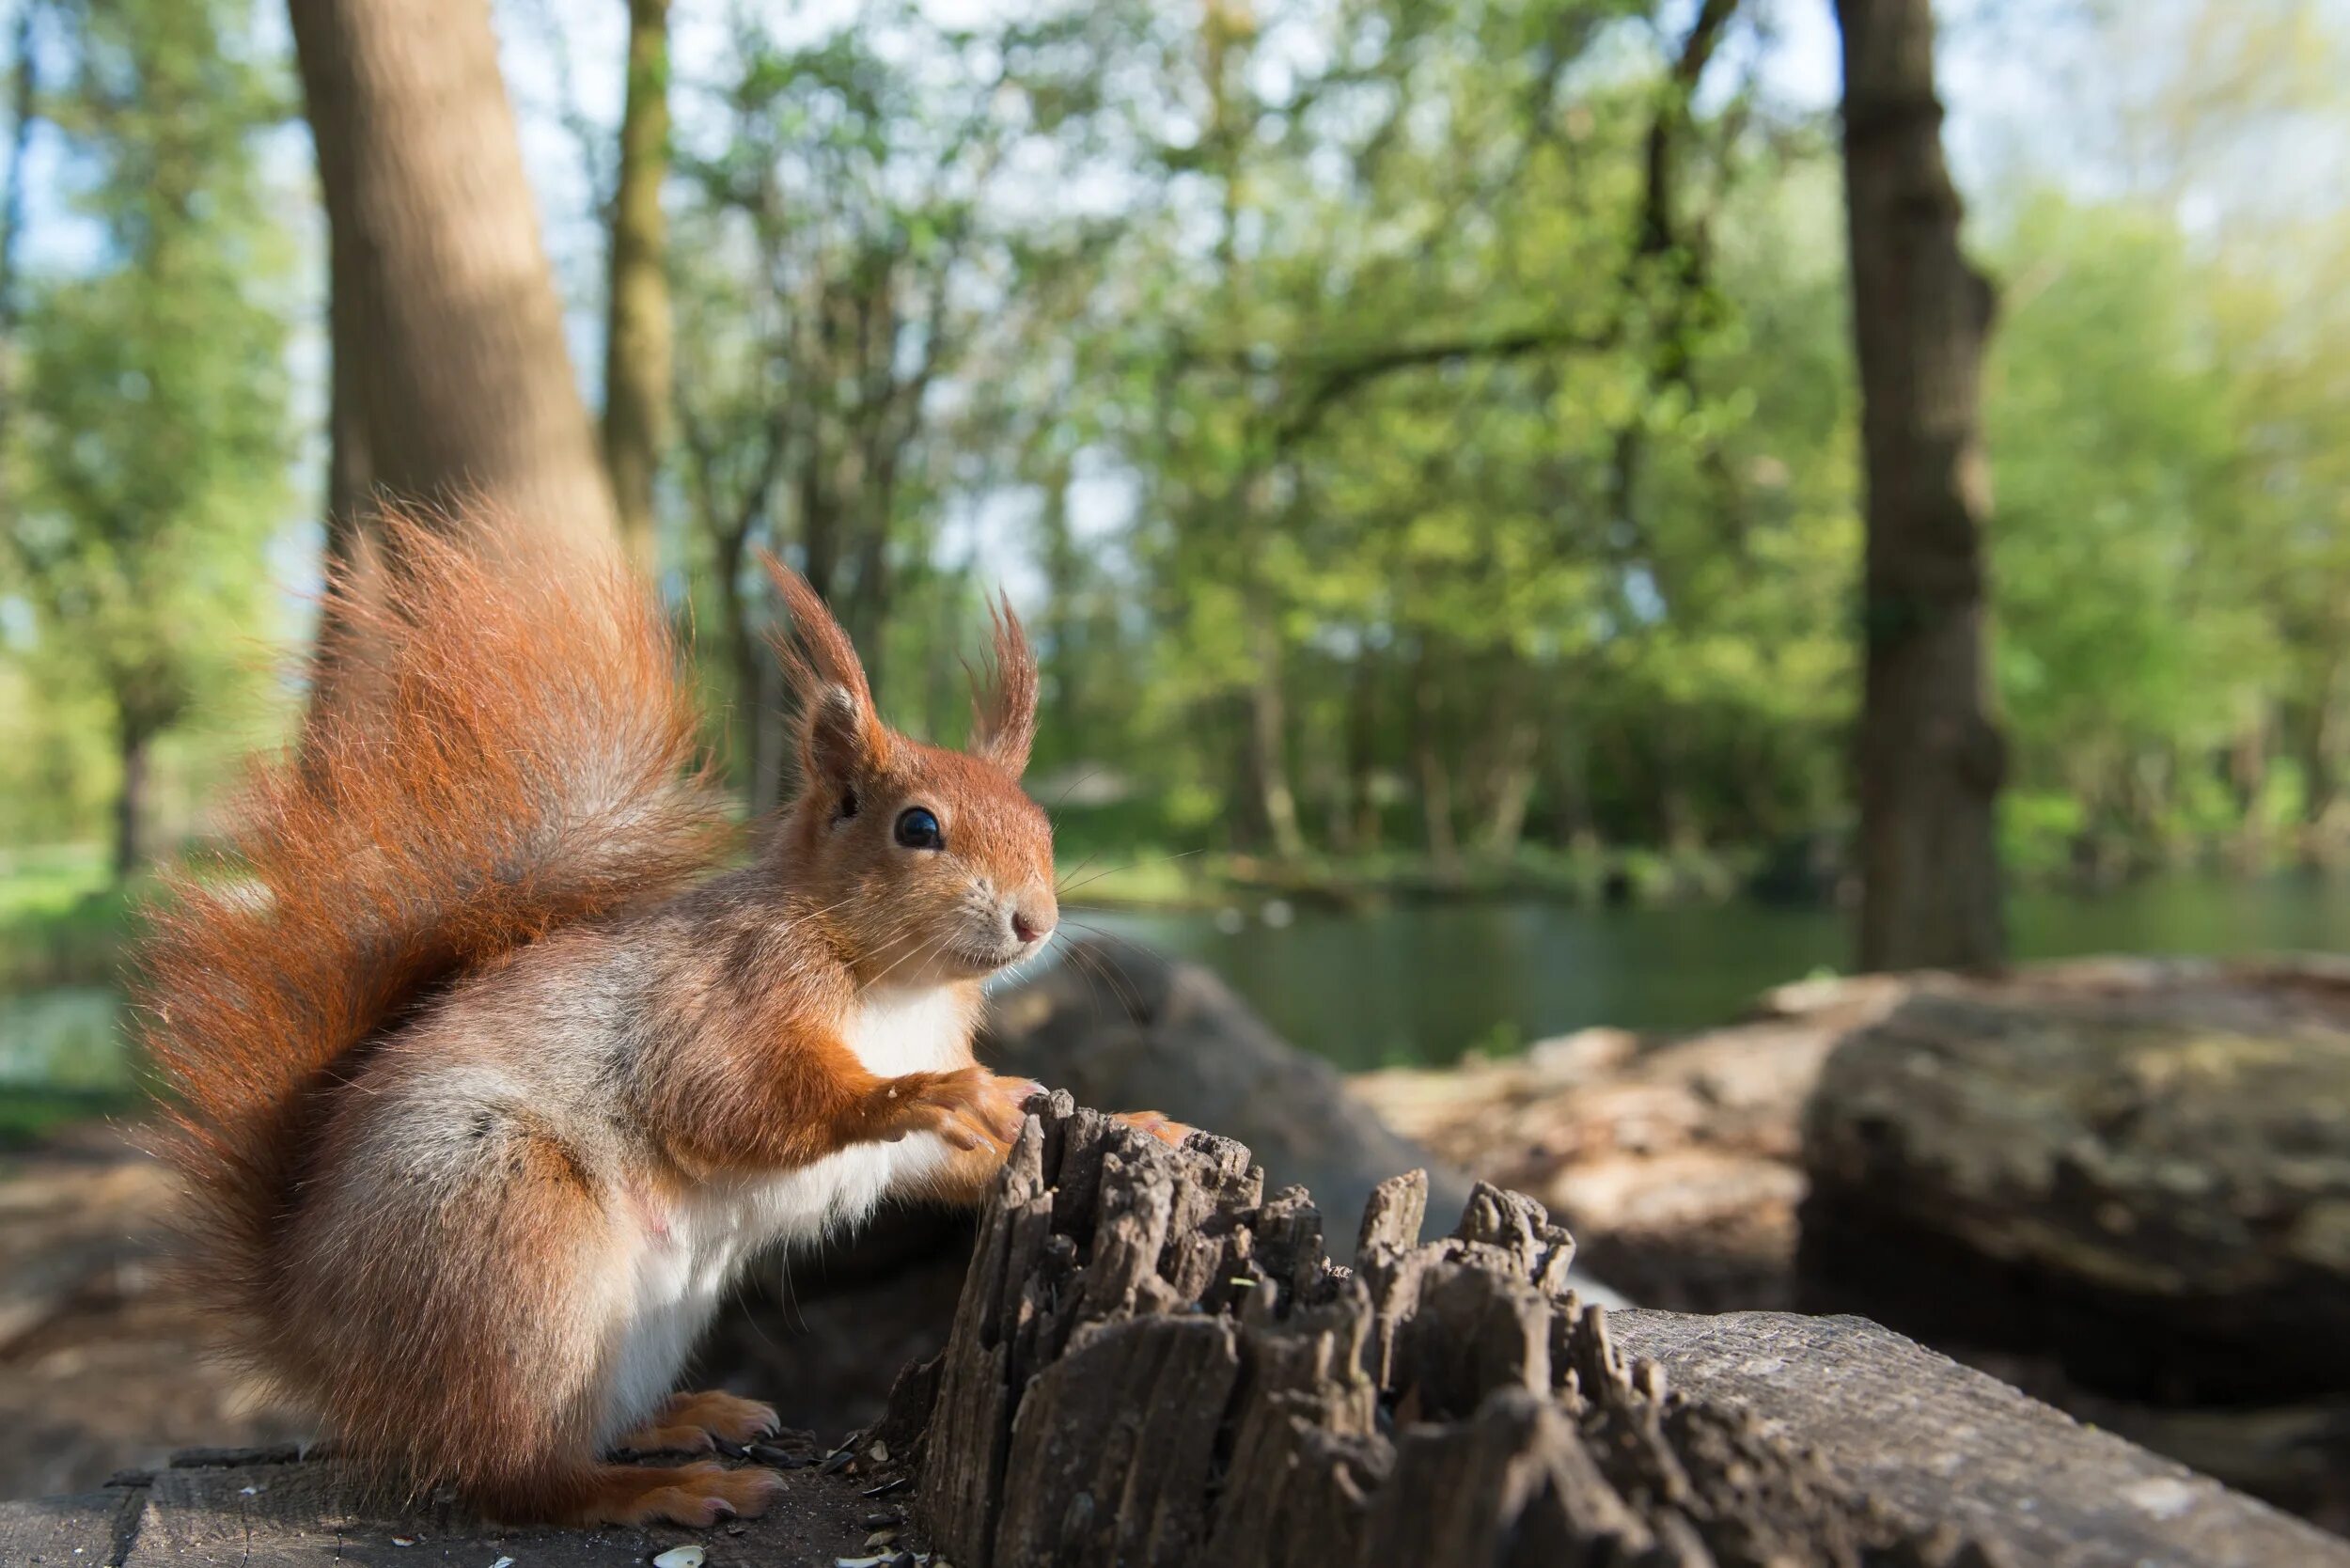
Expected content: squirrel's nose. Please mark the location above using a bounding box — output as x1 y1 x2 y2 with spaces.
1010 903 1055 945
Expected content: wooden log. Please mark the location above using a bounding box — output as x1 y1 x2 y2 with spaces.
1797 980 2350 1403
1609 1309 2350 1568
902 1095 2033 1566
0 1486 142 1567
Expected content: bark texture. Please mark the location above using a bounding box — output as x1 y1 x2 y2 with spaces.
1799 974 2350 1405
905 1098 1955 1568
883 1092 2350 1568
1836 0 2007 972
289 0 617 552
601 0 673 573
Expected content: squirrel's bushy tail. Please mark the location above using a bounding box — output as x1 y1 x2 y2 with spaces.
137 511 727 1344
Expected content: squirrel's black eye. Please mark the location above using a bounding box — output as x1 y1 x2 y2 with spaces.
894 806 944 851
838 788 858 821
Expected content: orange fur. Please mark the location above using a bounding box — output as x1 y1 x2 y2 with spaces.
140 509 727 1372
131 513 1133 1527
967 591 1038 774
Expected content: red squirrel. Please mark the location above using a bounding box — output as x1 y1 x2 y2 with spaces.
135 513 1184 1528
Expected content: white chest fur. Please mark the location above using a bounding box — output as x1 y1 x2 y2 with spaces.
842 982 974 1077
602 981 975 1437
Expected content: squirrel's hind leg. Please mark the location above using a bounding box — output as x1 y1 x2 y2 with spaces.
289 1089 699 1524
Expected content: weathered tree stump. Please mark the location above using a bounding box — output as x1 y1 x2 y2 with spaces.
882 1093 2349 1568
1798 969 2350 1403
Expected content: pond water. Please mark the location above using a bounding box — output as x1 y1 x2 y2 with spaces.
1083 873 2350 1070
7 874 2350 1090
0 986 132 1090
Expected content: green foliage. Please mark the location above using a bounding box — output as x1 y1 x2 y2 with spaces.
644 0 2350 885
1986 196 2277 828
0 0 295 873
6 0 2348 920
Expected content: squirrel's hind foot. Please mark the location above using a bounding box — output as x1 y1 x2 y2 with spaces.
568 1461 789 1528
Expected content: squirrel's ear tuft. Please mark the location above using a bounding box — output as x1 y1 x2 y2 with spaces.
762 554 889 789
967 590 1037 777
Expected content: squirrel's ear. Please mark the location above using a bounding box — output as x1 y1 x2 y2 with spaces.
967 590 1037 777
762 555 889 790
802 682 880 793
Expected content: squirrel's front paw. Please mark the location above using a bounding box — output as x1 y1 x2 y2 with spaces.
870 1067 1037 1151
1117 1108 1193 1146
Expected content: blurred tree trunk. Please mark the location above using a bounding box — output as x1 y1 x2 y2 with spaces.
1481 716 1541 859
0 0 37 524
1836 0 2008 972
2293 652 2349 863
1247 610 1306 859
113 719 152 881
601 0 671 575
290 0 616 554
1337 651 1382 854
1412 651 1461 883
1200 0 1305 862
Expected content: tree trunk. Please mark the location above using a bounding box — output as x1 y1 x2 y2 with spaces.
844 462 899 699
1334 651 1381 854
1247 615 1307 861
1836 0 2007 973
0 0 37 514
288 0 617 557
1480 713 1541 859
300 277 384 740
1036 457 1081 746
1413 658 1461 884
2296 651 2347 863
600 0 672 575
113 721 152 882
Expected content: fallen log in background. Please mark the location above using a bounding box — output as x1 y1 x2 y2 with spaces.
1357 955 2350 1530
1799 966 2350 1403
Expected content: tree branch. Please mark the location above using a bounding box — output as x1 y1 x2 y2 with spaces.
1638 0 1741 261
1276 321 1623 443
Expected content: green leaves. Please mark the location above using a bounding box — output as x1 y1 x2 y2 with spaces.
0 0 293 860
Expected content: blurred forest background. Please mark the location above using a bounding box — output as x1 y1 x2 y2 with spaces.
11 3 2350 1528
4 0 2349 1074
